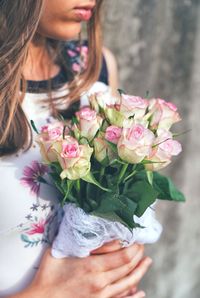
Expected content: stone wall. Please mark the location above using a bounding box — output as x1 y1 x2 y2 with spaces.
103 1 200 297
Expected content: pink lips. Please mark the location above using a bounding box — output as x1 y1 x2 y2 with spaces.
74 8 93 21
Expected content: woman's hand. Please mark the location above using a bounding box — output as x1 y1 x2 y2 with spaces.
91 241 151 298
20 243 151 298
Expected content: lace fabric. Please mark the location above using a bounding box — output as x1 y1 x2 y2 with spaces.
51 202 163 258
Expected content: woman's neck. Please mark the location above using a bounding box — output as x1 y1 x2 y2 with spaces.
22 34 60 81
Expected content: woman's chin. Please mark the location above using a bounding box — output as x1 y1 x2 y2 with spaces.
38 22 82 41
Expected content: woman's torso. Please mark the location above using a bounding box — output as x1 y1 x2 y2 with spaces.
0 40 109 296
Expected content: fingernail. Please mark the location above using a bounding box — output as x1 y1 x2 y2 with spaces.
139 291 146 298
146 257 153 266
120 240 128 248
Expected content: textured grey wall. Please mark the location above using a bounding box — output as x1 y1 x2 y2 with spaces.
103 1 200 298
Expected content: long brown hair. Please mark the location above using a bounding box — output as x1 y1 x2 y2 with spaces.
0 0 104 156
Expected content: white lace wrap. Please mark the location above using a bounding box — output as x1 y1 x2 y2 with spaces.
51 202 162 258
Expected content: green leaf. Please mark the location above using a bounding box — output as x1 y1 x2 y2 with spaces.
93 194 123 213
91 194 138 230
99 156 110 167
79 137 90 145
105 108 125 127
152 172 186 202
50 162 62 174
123 180 158 217
146 171 153 185
105 140 118 153
117 88 127 95
61 180 74 205
62 125 68 139
142 159 165 165
37 176 48 184
71 116 79 125
86 182 98 200
82 172 111 192
49 172 64 195
30 120 39 134
91 211 132 229
118 195 137 213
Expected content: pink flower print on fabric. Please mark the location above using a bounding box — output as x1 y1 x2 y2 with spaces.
72 62 81 72
71 45 88 73
20 161 49 197
26 218 47 235
67 49 77 57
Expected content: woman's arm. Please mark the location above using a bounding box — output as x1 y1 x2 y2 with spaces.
6 244 151 298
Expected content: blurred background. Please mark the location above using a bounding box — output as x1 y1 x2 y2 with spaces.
103 0 200 297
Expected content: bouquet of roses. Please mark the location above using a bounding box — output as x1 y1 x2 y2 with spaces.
35 90 185 258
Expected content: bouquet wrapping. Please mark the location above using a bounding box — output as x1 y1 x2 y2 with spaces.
35 90 185 258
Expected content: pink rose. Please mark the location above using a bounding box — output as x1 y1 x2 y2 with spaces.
93 137 108 163
94 135 116 163
36 122 68 163
89 91 119 113
120 94 149 119
40 122 66 141
145 129 182 170
75 107 103 141
61 140 80 159
54 137 81 170
118 123 155 164
105 126 122 144
53 136 93 180
148 98 181 130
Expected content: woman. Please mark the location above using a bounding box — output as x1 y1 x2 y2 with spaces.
0 1 152 297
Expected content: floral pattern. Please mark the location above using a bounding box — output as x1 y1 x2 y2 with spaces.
19 203 62 248
20 160 49 197
19 161 62 248
66 41 88 74
26 218 47 235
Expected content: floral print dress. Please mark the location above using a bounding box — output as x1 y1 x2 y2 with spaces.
0 40 109 296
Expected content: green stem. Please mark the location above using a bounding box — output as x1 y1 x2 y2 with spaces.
99 167 105 184
118 164 128 184
76 179 81 192
75 179 81 206
123 170 137 183
123 164 137 183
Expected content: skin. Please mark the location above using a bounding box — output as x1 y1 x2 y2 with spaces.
23 0 96 81
9 244 151 298
19 1 153 297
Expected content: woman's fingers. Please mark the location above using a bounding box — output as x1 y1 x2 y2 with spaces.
124 291 146 298
129 286 139 295
114 288 134 298
113 286 137 298
102 257 152 298
91 240 122 254
91 244 144 272
104 247 145 284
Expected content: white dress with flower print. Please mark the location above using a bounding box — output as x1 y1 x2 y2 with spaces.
0 81 109 296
